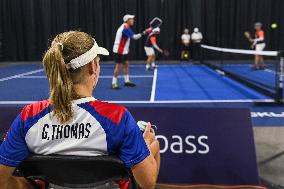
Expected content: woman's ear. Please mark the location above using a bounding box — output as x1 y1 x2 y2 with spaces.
88 60 96 75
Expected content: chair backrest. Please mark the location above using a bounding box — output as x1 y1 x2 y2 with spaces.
17 155 130 188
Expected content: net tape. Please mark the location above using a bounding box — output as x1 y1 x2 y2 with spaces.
201 45 278 57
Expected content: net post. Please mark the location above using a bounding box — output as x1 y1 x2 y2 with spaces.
276 51 284 103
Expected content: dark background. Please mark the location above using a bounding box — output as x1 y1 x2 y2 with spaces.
0 0 283 61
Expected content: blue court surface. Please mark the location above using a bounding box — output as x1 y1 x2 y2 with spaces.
222 62 278 92
0 62 283 126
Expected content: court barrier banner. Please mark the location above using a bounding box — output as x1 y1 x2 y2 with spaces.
128 107 259 185
0 107 259 185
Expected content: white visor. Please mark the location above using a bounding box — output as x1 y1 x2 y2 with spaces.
66 39 109 70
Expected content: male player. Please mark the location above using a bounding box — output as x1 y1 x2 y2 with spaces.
144 27 163 70
181 29 191 61
112 14 143 89
191 28 203 62
245 22 266 70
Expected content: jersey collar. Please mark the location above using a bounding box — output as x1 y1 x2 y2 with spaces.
73 97 96 105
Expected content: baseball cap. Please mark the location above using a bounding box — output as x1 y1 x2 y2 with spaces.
123 14 135 22
254 22 262 27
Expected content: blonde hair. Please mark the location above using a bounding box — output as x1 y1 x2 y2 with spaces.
43 31 94 123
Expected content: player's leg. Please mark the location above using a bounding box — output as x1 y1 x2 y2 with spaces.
148 48 156 69
259 44 266 69
112 64 122 89
192 43 196 61
196 43 201 63
259 55 265 69
181 50 185 60
123 60 129 78
253 55 260 70
112 53 123 89
151 55 157 69
145 47 156 70
254 55 258 69
146 55 152 70
145 47 152 70
123 59 136 87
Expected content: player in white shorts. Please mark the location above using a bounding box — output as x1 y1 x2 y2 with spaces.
245 22 266 70
144 27 163 70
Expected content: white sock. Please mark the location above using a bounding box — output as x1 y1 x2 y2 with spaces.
151 62 156 67
112 77 117 85
124 75 130 82
146 64 151 69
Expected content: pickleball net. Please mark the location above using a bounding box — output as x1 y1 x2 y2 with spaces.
201 45 284 103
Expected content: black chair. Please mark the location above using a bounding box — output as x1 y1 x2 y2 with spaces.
0 134 139 188
16 154 139 188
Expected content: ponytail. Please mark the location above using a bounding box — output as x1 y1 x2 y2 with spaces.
43 44 74 123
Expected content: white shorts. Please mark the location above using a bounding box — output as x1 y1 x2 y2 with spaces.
144 47 155 56
255 43 265 51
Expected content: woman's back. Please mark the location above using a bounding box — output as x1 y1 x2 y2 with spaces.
15 97 148 168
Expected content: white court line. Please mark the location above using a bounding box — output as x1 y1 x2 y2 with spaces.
150 68 158 102
264 69 277 74
111 99 275 103
0 69 44 82
0 99 274 105
19 75 153 79
19 76 46 78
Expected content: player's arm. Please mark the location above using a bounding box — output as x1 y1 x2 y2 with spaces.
118 111 159 189
0 115 34 189
150 37 163 53
132 156 157 189
142 27 152 35
244 32 254 43
131 124 158 189
0 166 32 189
122 27 142 40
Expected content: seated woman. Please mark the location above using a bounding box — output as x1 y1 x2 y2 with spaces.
0 31 160 189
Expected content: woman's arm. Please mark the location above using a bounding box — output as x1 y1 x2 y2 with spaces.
0 114 33 189
0 165 33 189
131 124 159 189
117 111 160 189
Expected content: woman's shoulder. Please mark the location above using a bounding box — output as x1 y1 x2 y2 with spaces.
20 100 51 122
88 100 126 111
86 100 128 125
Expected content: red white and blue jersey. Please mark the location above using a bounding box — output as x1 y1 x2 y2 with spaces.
145 33 157 48
0 97 150 168
113 23 135 55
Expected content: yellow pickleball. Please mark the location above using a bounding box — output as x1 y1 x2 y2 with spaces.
271 23 278 29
